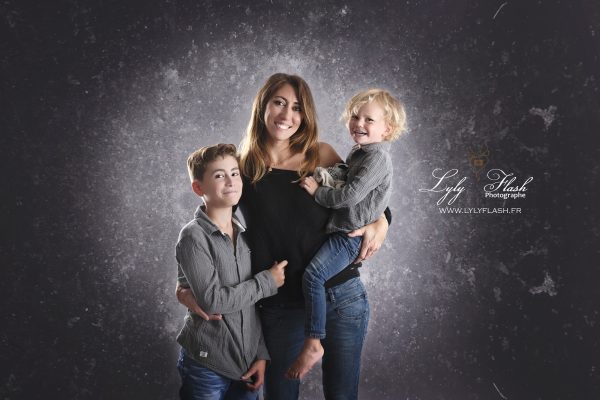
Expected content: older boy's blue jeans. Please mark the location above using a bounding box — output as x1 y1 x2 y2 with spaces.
303 233 362 339
177 348 258 400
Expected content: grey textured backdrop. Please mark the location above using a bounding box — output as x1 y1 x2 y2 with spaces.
2 0 599 399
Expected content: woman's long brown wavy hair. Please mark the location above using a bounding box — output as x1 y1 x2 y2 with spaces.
239 73 320 184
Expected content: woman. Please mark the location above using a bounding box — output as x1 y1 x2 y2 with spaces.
177 73 390 399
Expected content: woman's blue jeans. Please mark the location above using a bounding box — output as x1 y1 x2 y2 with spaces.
303 234 362 339
260 277 370 400
177 348 258 400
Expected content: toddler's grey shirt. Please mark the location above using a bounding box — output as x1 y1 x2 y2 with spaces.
315 141 392 233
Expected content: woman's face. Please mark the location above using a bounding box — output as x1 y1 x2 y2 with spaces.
263 83 303 143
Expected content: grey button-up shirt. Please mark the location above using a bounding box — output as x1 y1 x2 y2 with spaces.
176 206 278 380
315 141 392 233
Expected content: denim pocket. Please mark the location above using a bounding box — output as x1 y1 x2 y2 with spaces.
335 293 368 320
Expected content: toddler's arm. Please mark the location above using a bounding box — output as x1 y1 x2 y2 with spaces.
314 151 389 209
300 176 319 196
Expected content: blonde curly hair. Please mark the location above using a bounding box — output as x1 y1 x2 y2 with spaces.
342 89 407 141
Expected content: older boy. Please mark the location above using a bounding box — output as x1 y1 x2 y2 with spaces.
176 143 287 399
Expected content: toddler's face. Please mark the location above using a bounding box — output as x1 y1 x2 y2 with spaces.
347 101 390 145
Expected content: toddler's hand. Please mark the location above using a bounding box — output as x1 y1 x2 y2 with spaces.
299 176 319 196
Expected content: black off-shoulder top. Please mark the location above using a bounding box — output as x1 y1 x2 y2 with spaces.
238 169 390 306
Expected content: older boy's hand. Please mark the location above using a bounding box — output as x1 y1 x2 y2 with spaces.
268 260 288 288
241 359 266 391
299 176 319 196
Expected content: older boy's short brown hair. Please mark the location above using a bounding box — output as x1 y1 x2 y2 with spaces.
342 89 407 141
187 143 238 182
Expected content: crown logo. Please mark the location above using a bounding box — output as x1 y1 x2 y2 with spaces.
467 144 490 181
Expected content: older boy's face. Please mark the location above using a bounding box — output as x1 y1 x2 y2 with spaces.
198 155 242 208
348 101 390 145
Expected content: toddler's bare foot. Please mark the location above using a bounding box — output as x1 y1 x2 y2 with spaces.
285 339 324 380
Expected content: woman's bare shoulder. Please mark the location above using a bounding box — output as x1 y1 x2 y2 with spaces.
318 142 343 167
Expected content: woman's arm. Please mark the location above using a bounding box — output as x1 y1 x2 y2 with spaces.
318 142 343 167
175 283 222 321
348 213 389 263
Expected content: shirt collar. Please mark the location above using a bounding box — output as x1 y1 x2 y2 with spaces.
354 141 391 153
193 203 246 236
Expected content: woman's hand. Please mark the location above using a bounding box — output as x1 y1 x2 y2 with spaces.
347 214 389 263
175 284 222 321
241 359 266 391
